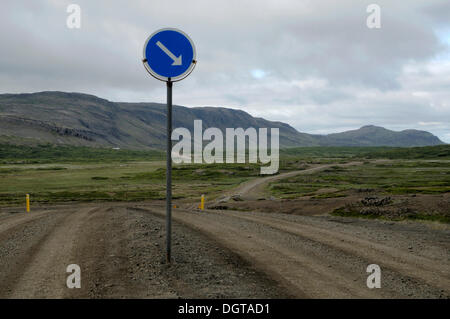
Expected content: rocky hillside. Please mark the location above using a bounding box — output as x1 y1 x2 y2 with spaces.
318 125 444 147
0 91 444 149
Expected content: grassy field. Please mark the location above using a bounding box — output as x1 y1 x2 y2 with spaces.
268 159 450 223
0 143 163 164
280 144 450 162
269 161 450 199
1 143 449 220
0 160 261 205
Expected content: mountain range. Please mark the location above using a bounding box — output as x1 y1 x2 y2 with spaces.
0 91 444 149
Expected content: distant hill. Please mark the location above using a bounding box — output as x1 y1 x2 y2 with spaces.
317 125 444 147
0 91 445 149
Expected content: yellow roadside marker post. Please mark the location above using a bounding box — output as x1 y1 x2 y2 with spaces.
26 194 30 213
200 194 205 210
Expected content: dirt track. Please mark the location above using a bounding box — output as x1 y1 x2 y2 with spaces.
226 162 363 200
0 204 291 298
0 200 448 298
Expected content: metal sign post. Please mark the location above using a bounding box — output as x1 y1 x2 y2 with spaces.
142 28 196 263
166 80 172 262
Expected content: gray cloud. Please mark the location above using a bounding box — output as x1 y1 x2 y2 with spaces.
1 0 449 141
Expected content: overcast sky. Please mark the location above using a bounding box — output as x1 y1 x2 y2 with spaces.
1 0 450 142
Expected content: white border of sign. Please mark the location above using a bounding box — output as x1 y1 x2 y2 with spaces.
142 27 197 82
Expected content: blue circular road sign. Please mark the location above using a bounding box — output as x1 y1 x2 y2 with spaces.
142 28 196 82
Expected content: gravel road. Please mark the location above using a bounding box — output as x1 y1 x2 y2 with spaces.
0 201 448 298
224 161 364 200
0 204 291 298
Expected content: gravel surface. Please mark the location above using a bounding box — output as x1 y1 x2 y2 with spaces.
0 201 448 298
134 203 449 298
0 204 292 298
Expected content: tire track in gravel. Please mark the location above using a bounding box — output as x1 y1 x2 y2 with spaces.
0 209 74 298
138 206 378 298
0 210 53 236
137 205 449 298
3 206 100 298
66 206 146 298
218 209 450 293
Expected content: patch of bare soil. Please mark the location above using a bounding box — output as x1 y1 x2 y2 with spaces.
213 196 353 215
334 193 450 221
214 192 450 221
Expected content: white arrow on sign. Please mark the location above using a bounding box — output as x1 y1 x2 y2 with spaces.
156 41 182 66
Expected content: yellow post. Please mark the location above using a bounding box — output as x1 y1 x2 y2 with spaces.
26 194 30 213
200 194 205 210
